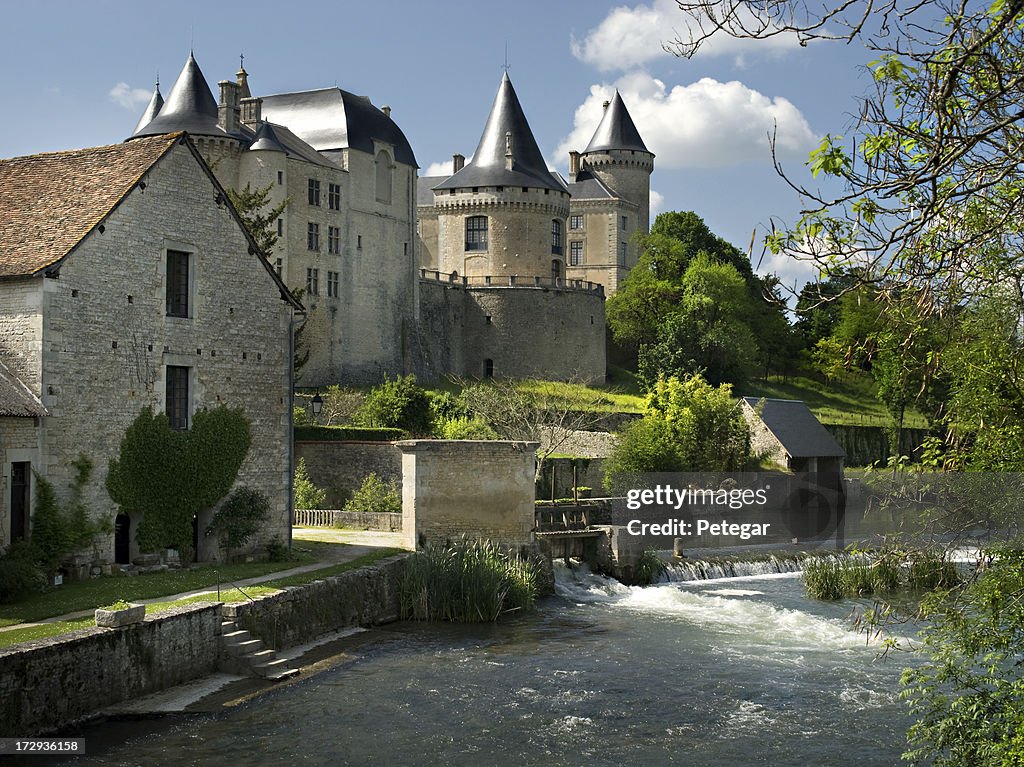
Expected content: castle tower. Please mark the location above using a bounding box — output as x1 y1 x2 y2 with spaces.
578 91 654 235
565 91 654 295
432 73 570 280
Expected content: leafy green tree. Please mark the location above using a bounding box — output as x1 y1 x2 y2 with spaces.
226 182 288 255
207 487 270 555
30 473 69 575
355 374 434 436
343 473 402 516
605 374 753 489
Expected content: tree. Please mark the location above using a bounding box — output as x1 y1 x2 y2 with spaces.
226 182 288 255
669 0 1024 315
354 374 434 436
294 457 327 511
604 373 753 490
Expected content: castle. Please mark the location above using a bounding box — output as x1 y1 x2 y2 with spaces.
129 54 654 386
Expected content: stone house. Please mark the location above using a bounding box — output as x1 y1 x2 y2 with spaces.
0 134 302 564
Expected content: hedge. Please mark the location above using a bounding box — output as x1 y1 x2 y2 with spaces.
294 425 404 442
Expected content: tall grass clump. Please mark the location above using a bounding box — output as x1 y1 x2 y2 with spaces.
804 548 960 600
400 537 539 623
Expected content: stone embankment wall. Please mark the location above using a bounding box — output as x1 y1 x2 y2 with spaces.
295 440 402 508
224 555 407 649
0 603 220 737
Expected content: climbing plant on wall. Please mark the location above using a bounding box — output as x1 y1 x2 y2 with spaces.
106 406 252 561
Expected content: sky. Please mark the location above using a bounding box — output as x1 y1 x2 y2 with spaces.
0 0 876 293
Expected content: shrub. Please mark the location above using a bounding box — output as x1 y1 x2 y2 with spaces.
294 457 327 510
354 374 433 436
343 473 401 517
0 543 46 604
265 537 291 562
400 537 539 622
294 425 404 442
207 487 270 552
631 550 668 586
803 559 846 600
435 415 498 440
30 473 70 574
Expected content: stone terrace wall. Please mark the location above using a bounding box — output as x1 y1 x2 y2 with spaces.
295 441 403 508
223 555 407 649
0 603 220 737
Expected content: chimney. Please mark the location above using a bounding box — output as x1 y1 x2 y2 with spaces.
381 104 392 117
240 96 263 127
569 151 581 182
218 80 240 133
505 131 513 171
452 153 465 173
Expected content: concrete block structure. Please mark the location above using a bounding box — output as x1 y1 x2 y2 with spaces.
0 134 301 562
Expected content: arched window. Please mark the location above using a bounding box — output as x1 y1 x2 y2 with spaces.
375 150 392 204
465 216 488 251
551 219 564 256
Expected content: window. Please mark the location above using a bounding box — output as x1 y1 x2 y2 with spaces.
166 366 190 430
621 215 628 230
276 218 283 237
619 242 627 266
308 179 321 206
551 219 563 256
465 216 488 251
552 259 562 280
484 358 494 378
275 258 283 276
357 235 362 249
277 171 283 185
307 223 320 251
327 270 339 298
328 183 341 210
570 214 583 230
306 268 319 296
570 240 583 266
328 226 341 255
166 249 189 317
375 150 392 204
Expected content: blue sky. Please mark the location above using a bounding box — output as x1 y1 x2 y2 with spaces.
0 0 874 292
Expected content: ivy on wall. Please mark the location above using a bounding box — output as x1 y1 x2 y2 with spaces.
106 406 251 561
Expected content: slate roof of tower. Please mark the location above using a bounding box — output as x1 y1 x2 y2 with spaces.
435 74 563 193
260 88 417 167
584 91 651 154
133 53 240 139
0 134 180 277
248 121 335 168
133 83 164 135
0 359 46 417
741 397 846 458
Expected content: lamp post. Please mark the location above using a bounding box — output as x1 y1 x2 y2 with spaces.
311 391 323 422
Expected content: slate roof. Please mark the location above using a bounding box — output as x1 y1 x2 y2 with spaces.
248 121 337 168
417 176 446 206
435 74 563 193
584 91 651 155
742 397 846 458
567 169 619 200
0 134 180 278
260 87 417 167
133 53 242 139
133 82 164 135
0 359 46 417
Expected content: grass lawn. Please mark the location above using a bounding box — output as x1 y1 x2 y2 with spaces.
426 377 645 415
0 540 342 629
742 373 929 428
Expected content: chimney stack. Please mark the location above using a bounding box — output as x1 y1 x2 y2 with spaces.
382 105 391 117
218 80 240 133
452 153 465 173
240 96 263 127
569 151 581 181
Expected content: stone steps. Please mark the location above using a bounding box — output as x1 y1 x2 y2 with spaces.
219 620 299 681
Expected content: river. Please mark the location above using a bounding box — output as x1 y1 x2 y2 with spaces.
52 567 916 766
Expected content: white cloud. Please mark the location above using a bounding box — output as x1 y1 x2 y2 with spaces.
422 160 454 177
754 246 821 297
109 82 153 110
572 0 799 72
555 72 818 169
649 189 666 220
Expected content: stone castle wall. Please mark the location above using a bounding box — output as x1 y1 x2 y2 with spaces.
417 278 606 384
295 440 403 508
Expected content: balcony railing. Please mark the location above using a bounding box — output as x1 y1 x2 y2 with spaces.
419 269 604 296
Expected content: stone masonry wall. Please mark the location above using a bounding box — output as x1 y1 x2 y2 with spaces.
0 278 44 394
398 440 538 549
0 603 220 737
0 416 40 547
295 440 402 508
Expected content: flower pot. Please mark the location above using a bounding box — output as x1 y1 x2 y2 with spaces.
95 604 146 628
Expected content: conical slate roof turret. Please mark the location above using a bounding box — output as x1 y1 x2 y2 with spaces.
133 81 164 135
248 121 289 153
131 53 225 138
583 90 650 154
435 73 562 193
